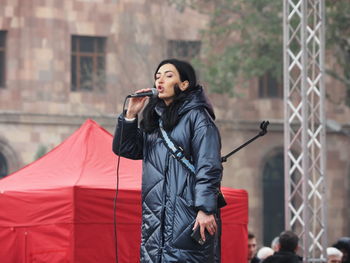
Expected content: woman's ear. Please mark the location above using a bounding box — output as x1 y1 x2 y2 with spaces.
179 80 189 91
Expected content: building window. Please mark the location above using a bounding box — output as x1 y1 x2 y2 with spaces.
167 40 201 61
346 87 350 107
0 152 8 179
71 35 106 92
259 71 282 98
262 151 284 246
0 31 6 88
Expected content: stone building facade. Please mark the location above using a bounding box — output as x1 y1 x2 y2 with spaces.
0 0 349 247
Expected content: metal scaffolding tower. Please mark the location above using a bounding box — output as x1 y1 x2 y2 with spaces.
283 0 327 262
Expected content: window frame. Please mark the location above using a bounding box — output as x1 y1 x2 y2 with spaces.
167 40 201 61
71 35 106 92
258 71 283 98
0 31 7 88
262 151 285 246
346 87 350 107
0 151 8 179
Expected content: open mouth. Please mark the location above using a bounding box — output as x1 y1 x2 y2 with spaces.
157 86 164 93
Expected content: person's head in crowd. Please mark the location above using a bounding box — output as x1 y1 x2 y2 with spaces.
248 232 258 261
257 247 274 261
327 247 343 263
271 236 280 252
279 230 299 252
333 237 350 263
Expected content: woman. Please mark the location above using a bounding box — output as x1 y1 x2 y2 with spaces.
113 59 223 262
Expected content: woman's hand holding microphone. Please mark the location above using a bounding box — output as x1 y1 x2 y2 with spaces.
125 89 152 119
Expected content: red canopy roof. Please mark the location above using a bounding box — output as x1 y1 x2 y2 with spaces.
0 119 142 191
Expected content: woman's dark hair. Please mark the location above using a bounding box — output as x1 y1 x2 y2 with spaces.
141 59 199 133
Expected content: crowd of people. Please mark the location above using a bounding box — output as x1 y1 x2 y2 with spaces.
248 231 350 263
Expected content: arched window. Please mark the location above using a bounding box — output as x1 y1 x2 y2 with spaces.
0 152 8 179
262 151 285 246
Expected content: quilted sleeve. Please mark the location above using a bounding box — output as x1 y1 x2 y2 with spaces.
191 111 223 214
112 114 143 160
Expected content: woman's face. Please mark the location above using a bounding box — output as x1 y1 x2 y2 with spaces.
155 63 188 105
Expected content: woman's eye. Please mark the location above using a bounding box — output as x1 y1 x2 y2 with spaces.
166 74 173 78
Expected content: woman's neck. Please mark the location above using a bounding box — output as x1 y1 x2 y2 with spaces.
163 98 174 106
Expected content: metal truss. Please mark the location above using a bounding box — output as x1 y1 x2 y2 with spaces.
283 0 327 262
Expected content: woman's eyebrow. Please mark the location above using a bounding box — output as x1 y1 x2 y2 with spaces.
156 70 174 75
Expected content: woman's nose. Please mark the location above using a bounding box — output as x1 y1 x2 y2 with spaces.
157 75 164 83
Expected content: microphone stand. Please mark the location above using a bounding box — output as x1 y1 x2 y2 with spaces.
221 120 270 163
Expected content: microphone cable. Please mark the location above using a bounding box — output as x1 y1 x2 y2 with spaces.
113 96 128 263
112 90 154 262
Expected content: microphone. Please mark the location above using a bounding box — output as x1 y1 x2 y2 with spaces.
127 88 158 98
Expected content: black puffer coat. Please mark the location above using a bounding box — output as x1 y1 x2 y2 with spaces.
263 250 302 263
113 88 223 263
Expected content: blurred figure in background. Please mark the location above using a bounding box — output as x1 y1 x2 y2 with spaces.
333 237 350 263
248 232 260 263
271 236 280 252
327 247 343 263
257 247 274 262
263 230 301 263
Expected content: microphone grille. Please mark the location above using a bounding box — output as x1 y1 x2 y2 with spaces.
151 88 159 98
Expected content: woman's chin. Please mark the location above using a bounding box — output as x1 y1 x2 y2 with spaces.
160 97 174 105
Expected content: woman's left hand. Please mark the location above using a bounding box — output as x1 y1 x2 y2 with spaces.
193 210 217 242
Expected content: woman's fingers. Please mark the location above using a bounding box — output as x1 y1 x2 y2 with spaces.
134 88 152 94
195 211 218 242
200 225 206 241
126 95 148 118
192 220 198 231
205 219 217 236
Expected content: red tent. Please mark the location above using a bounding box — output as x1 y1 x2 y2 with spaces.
0 119 248 262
